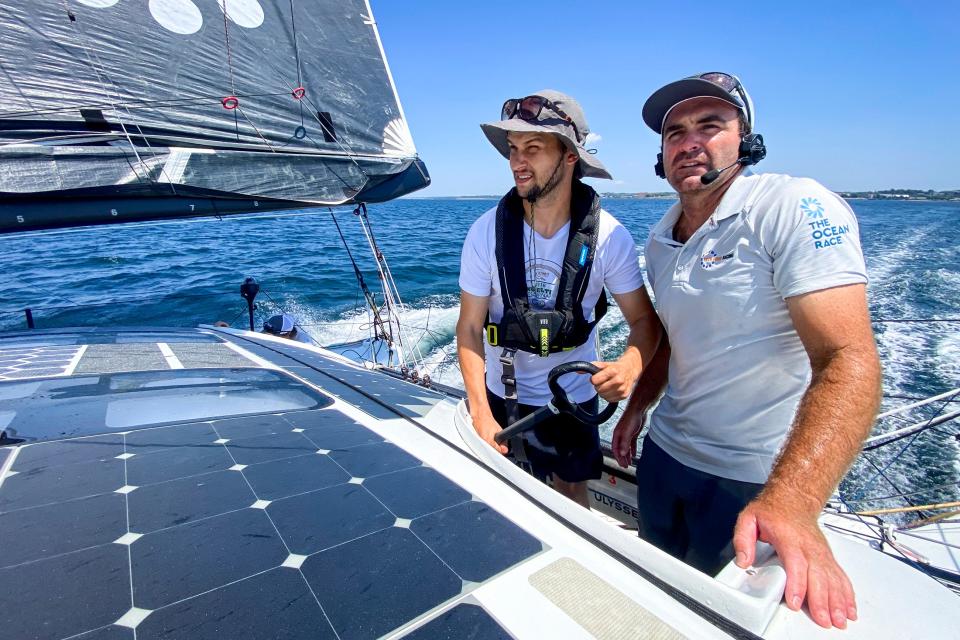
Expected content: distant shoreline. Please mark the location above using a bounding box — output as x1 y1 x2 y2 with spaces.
408 189 960 202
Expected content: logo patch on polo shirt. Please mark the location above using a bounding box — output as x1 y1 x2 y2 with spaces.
800 197 825 219
700 249 735 270
800 196 850 249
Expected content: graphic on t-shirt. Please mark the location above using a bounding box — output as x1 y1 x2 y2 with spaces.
525 258 562 309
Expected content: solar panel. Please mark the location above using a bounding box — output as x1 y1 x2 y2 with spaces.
136 568 335 640
302 526 463 639
0 402 540 639
131 508 288 610
403 603 513 639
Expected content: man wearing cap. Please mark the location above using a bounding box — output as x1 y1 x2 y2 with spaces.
457 90 661 507
611 73 881 628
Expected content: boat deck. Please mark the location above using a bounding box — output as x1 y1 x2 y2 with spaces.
0 328 708 640
2 327 958 640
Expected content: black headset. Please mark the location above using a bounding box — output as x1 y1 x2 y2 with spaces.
654 133 767 179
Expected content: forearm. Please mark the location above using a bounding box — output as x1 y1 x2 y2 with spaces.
619 307 663 379
623 337 670 415
456 322 494 423
763 346 881 515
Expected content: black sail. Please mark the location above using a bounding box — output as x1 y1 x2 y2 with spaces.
0 0 429 232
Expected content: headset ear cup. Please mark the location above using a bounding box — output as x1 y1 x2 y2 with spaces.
739 133 767 166
655 152 666 179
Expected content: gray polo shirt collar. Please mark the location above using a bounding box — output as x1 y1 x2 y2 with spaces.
650 170 756 246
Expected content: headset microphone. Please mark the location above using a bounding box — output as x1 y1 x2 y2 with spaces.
700 160 742 185
700 133 767 184
656 133 767 183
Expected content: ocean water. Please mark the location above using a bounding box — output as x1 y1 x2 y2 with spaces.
4 197 959 517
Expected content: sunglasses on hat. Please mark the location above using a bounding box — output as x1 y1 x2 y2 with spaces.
695 72 753 128
500 95 582 143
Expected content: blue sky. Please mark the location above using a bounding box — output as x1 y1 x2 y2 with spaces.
371 1 959 197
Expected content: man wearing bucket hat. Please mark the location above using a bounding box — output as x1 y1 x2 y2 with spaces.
611 73 881 628
456 90 661 507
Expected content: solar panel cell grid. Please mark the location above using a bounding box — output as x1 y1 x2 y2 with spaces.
0 405 533 639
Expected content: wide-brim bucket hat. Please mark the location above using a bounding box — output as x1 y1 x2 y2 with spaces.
480 89 612 180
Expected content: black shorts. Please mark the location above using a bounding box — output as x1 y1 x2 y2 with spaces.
486 388 603 483
635 438 764 576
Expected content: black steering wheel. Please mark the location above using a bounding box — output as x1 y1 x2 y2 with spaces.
494 361 618 444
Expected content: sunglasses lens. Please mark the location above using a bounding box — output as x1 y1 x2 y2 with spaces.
518 96 546 120
700 72 738 92
501 99 519 121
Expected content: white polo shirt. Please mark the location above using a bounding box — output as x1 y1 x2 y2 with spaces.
460 205 644 406
645 172 868 483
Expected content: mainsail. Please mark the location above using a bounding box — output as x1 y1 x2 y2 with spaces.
0 0 430 232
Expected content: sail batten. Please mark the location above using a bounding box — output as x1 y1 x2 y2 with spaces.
0 0 429 233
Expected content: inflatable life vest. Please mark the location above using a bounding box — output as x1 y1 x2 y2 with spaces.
485 181 608 357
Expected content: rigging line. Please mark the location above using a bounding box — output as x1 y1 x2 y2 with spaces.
355 210 403 358
865 399 960 450
59 1 155 186
844 480 960 505
855 501 960 517
877 387 960 419
849 449 917 506
204 16 372 188
221 1 238 96
357 204 426 365
257 288 319 346
286 0 305 128
0 56 38 116
884 393 960 404
56 5 179 192
833 495 948 578
895 528 960 552
872 318 960 324
0 93 294 118
287 0 304 89
929 424 960 439
234 106 277 153
224 307 248 327
329 208 386 342
355 205 425 370
126 118 177 196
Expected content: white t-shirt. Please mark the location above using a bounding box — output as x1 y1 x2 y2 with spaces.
460 203 644 406
645 172 868 484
